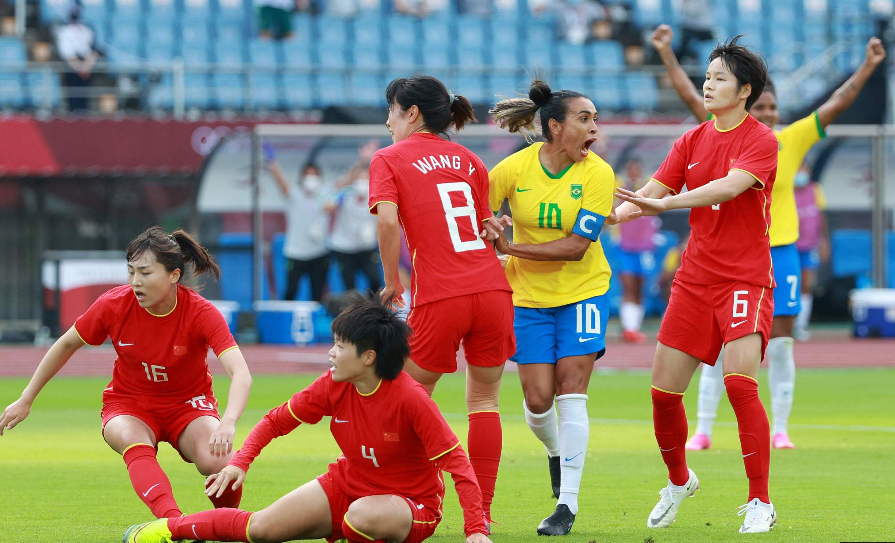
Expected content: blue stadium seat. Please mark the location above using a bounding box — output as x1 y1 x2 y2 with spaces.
41 0 73 23
290 13 313 43
182 0 213 18
456 15 486 47
80 0 109 27
487 74 519 103
109 0 142 22
281 73 314 108
183 72 212 108
351 43 384 69
386 15 418 47
831 229 872 278
488 18 518 47
146 0 177 18
217 0 247 23
420 18 451 44
592 74 624 111
106 40 143 67
350 73 383 107
26 71 63 109
524 42 554 70
527 20 554 44
282 40 313 67
180 20 211 48
386 45 417 70
147 73 174 109
146 16 176 49
556 75 588 93
490 43 519 70
213 73 246 109
457 44 487 67
214 20 245 43
589 41 624 70
249 39 281 68
0 37 27 65
352 16 383 47
318 44 349 69
214 41 245 64
0 73 26 108
456 74 486 104
180 43 211 64
768 0 799 24
315 15 348 45
248 73 281 109
625 72 658 111
633 0 664 27
316 72 348 106
422 43 451 70
556 43 588 68
145 43 177 62
110 18 143 49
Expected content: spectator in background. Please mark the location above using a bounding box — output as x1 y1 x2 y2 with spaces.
257 0 299 40
793 165 829 340
393 0 447 17
675 0 714 64
555 0 609 45
55 3 99 111
267 147 330 302
325 140 383 296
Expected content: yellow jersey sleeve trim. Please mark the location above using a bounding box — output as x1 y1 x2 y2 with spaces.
286 401 307 424
122 443 155 455
713 113 749 132
650 178 678 195
429 441 460 461
73 325 100 347
343 516 376 540
245 512 256 543
813 110 826 139
730 168 765 189
724 373 758 384
145 287 178 317
468 410 500 415
651 385 684 395
216 345 239 358
369 200 398 212
357 379 382 397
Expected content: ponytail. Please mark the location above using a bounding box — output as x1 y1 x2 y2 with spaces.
385 74 477 136
490 79 587 143
448 94 476 132
170 229 221 281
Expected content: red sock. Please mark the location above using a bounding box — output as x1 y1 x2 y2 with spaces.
123 444 182 518
341 514 386 543
207 480 243 509
725 374 771 504
467 411 501 518
651 387 690 486
168 509 253 542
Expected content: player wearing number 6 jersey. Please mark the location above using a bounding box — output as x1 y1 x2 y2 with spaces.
0 226 252 520
367 75 514 527
612 37 779 533
486 79 615 536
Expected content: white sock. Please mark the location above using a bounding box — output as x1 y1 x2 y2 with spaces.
620 302 641 332
556 394 588 516
767 336 796 435
795 293 813 332
524 400 560 457
695 351 724 437
634 303 645 331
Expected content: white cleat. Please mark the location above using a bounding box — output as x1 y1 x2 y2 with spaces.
737 498 777 533
646 468 699 528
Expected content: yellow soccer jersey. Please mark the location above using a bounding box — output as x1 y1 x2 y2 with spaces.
489 143 615 308
772 111 826 246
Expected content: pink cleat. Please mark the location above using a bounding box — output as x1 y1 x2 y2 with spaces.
772 433 796 449
685 433 711 450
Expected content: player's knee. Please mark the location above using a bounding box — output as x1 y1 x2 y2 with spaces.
246 515 277 543
344 500 382 533
194 454 229 476
524 393 554 415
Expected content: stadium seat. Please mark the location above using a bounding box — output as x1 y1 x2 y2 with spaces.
26 71 63 109
146 0 177 19
106 40 143 68
282 40 313 67
490 44 519 70
281 73 315 109
110 18 143 50
456 15 486 47
146 17 176 50
315 15 349 45
386 45 417 70
109 0 142 22
351 44 384 69
0 37 27 65
556 43 588 69
625 72 659 111
524 42 554 70
248 73 281 109
488 18 518 47
633 0 664 27
422 43 451 70
386 15 418 47
183 72 212 109
527 19 554 45
214 41 245 65
213 73 246 109
249 39 282 68
316 72 348 106
555 75 588 93
487 74 519 103
182 0 213 19
420 17 451 45
215 20 245 43
180 20 211 48
831 229 872 278
146 43 177 63
290 13 314 43
350 73 383 107
0 73 26 108
589 41 625 71
217 0 248 23
456 74 487 104
591 74 624 111
352 16 383 47
457 44 487 67
317 44 349 69
180 43 211 65
41 0 73 23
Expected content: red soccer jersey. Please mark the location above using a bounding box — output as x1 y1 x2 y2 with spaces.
230 370 487 536
368 132 511 307
74 284 237 399
652 115 778 287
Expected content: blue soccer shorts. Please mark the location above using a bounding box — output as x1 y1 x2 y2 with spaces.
511 294 609 364
772 244 801 317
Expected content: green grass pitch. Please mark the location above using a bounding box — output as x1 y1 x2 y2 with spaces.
1 368 893 542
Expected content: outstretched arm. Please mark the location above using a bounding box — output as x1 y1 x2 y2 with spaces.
651 25 710 122
616 170 757 214
817 37 887 128
438 446 491 540
609 179 671 225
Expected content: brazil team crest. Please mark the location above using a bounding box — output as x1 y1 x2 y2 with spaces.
570 184 582 200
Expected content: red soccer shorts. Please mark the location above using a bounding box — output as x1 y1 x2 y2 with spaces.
317 470 440 543
408 290 515 373
658 278 774 365
101 387 220 461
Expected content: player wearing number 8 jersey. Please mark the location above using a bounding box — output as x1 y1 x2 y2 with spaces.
0 226 252 521
367 75 514 526
486 79 615 536
613 37 779 533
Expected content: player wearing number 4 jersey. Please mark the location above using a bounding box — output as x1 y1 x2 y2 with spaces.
484 80 615 536
0 227 252 521
368 75 515 528
613 37 779 534
123 299 491 543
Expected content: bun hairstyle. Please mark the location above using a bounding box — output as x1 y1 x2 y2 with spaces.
490 80 587 143
385 75 477 136
126 226 221 285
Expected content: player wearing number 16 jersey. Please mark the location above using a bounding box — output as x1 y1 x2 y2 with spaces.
613 37 779 533
367 75 514 526
0 227 252 522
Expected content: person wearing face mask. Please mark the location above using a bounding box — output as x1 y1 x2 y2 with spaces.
269 155 330 303
326 141 383 296
652 24 887 451
793 166 829 340
487 79 615 536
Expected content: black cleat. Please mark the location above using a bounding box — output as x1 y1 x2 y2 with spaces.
537 503 575 536
548 455 561 499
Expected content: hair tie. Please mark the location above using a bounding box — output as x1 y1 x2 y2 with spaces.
448 91 456 105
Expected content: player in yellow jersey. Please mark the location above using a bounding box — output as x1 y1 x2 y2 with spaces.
651 25 886 449
485 80 615 536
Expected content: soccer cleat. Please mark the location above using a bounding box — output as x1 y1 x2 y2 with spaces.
122 519 178 543
647 468 699 528
685 433 712 451
737 498 777 533
772 433 796 449
537 503 575 536
548 455 561 499
621 329 647 344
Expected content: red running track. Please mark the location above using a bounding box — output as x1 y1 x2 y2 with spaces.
0 338 892 378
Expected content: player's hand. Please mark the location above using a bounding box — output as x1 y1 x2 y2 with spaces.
865 37 886 66
209 420 236 457
615 187 667 216
205 465 246 498
466 533 493 543
493 230 512 255
651 25 673 52
379 282 406 310
480 215 513 241
0 397 32 436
